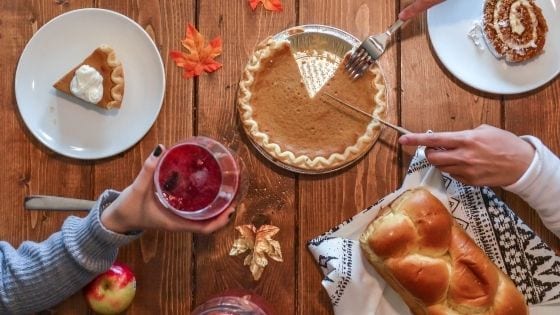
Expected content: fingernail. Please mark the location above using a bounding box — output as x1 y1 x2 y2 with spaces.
153 145 163 157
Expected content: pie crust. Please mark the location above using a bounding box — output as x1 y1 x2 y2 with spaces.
238 39 386 171
483 0 548 63
53 44 124 109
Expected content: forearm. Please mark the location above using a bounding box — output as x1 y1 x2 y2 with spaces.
503 136 560 237
0 190 140 314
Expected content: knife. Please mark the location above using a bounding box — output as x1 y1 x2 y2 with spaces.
323 92 412 135
24 195 96 211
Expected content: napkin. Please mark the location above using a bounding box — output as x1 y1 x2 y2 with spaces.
308 148 560 315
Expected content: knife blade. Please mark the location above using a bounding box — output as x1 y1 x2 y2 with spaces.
323 92 412 135
24 195 96 211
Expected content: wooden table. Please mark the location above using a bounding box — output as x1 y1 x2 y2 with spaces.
1 1 559 314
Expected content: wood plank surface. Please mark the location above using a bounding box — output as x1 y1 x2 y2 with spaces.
0 1 558 314
504 83 560 253
298 1 399 314
89 1 197 314
399 0 560 255
399 0 501 164
194 0 297 313
2 1 94 313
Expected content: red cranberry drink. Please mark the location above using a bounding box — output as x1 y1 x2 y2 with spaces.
154 137 240 220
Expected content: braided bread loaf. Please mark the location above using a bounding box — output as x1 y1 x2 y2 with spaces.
359 188 528 315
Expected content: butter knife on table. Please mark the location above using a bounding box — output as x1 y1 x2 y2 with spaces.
24 195 96 211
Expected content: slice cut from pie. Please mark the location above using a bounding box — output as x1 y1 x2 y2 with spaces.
238 39 387 171
53 44 124 109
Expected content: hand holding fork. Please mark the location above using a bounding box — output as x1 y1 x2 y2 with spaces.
346 0 446 79
345 19 405 80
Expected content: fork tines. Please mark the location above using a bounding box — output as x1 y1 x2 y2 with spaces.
345 19 405 80
345 47 374 80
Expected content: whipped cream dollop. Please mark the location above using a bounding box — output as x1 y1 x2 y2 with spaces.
70 65 103 104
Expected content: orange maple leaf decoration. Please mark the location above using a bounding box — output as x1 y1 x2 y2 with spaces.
170 23 222 79
249 0 283 12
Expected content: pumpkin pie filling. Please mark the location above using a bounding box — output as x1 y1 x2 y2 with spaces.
53 44 124 109
238 39 386 171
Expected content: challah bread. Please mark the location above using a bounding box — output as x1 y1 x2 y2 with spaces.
359 188 528 315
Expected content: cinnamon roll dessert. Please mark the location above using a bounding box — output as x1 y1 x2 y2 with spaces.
483 0 548 63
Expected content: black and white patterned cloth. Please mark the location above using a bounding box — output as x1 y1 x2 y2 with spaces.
308 148 560 314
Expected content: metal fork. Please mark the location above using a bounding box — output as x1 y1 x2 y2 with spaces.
346 19 405 80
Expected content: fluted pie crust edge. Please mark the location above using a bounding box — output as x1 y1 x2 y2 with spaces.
237 38 387 171
53 44 124 109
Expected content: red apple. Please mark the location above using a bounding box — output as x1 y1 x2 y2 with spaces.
84 262 136 314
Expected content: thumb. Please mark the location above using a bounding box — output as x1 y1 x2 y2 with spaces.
399 1 425 20
399 0 443 20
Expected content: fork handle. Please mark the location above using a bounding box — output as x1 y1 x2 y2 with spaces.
386 19 405 36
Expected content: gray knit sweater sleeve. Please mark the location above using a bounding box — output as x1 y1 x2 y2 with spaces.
0 190 141 314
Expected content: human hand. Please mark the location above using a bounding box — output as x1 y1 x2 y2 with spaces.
398 125 535 187
100 145 235 234
398 0 445 20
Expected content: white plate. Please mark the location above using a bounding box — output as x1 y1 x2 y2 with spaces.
427 0 560 94
15 8 165 159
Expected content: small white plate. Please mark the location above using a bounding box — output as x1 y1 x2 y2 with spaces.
427 0 559 95
15 8 165 159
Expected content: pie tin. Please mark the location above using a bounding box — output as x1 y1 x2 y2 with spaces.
243 24 388 175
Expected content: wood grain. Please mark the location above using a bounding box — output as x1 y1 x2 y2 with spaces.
2 1 94 313
503 83 560 252
298 1 399 314
88 1 196 314
194 0 297 313
399 5 501 167
0 1 558 314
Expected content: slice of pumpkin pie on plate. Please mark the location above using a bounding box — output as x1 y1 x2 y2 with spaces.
53 44 124 109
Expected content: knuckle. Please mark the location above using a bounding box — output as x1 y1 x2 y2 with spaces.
461 152 475 163
464 167 479 178
200 225 215 235
425 150 436 161
143 160 157 173
164 220 177 231
462 131 476 144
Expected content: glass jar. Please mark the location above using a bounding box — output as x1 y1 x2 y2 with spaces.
192 290 274 315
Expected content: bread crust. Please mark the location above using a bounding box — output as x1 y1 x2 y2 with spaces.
359 188 528 315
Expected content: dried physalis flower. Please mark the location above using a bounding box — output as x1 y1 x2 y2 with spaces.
230 224 283 281
248 0 283 12
170 23 222 79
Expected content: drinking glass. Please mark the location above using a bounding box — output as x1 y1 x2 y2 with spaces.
154 136 243 221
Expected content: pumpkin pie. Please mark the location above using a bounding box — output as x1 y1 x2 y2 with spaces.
238 39 386 171
483 0 548 63
53 44 124 109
